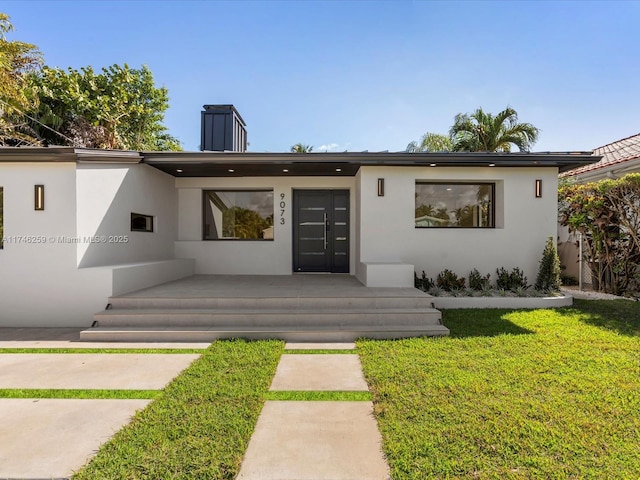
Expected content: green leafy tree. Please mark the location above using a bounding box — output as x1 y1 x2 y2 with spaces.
558 174 640 295
406 132 452 152
535 236 562 292
290 143 313 153
415 203 436 218
28 64 180 150
0 13 43 145
449 106 540 152
223 206 272 239
435 207 450 222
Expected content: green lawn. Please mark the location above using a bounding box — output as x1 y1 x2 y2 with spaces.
358 300 640 479
73 339 283 480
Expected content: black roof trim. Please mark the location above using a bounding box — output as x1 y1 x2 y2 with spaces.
0 147 599 175
142 150 599 175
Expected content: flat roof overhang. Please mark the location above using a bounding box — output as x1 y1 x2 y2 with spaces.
142 151 600 177
0 147 142 163
0 147 600 176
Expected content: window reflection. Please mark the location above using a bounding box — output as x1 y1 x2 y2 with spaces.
415 183 494 228
203 190 274 240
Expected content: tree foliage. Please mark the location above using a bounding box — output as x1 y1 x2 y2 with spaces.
407 107 540 154
28 64 181 150
558 174 640 295
290 143 313 153
535 236 562 292
406 132 452 152
0 13 43 145
222 206 272 239
450 106 540 152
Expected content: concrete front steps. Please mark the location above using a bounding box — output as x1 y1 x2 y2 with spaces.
80 294 448 342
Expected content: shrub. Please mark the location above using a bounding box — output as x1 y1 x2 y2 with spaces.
469 268 491 290
535 237 562 292
496 267 529 291
414 271 434 291
428 286 444 296
436 269 466 292
561 274 579 286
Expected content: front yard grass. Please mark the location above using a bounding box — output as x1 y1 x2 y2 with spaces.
358 299 640 479
73 339 283 480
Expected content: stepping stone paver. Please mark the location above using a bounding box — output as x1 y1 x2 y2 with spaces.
0 398 149 479
236 401 389 480
270 353 368 391
285 342 355 350
0 353 199 389
238 344 390 479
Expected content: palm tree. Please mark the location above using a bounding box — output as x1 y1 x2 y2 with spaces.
449 107 540 152
290 143 313 153
435 207 450 221
406 132 452 152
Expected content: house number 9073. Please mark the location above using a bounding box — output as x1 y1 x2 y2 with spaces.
279 193 286 225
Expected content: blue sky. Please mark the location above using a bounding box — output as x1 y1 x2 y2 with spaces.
3 1 640 152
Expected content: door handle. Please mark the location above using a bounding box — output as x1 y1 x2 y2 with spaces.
323 212 328 250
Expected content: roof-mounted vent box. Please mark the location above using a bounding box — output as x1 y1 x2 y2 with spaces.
200 104 247 152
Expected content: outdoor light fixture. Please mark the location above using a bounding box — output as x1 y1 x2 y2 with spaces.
377 178 385 196
430 163 437 167
228 169 235 173
34 185 44 210
335 168 342 172
535 179 542 198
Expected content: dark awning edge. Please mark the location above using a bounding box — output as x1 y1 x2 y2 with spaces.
0 147 599 175
142 150 599 176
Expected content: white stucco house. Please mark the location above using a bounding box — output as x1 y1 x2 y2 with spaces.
0 105 596 329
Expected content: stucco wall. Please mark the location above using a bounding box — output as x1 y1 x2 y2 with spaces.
175 176 356 275
0 163 114 326
76 163 177 267
357 166 559 285
0 162 187 327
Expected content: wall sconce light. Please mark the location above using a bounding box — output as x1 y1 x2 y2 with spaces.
34 185 45 210
377 178 385 196
535 179 542 198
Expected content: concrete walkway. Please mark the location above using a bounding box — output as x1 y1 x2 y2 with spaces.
0 327 210 349
0 328 201 479
237 342 390 480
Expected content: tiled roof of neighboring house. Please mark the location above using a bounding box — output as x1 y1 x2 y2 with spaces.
561 132 640 177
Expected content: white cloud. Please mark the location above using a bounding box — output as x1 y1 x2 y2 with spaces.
317 142 352 152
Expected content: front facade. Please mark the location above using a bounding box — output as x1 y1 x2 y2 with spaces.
0 107 596 327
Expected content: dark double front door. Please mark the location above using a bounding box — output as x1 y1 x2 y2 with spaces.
293 190 350 273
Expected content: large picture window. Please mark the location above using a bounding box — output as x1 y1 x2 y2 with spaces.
415 182 494 228
203 190 274 240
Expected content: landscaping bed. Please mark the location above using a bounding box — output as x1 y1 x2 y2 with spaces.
429 292 572 309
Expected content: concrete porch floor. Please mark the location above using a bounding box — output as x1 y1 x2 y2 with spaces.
83 274 447 342
120 274 428 298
